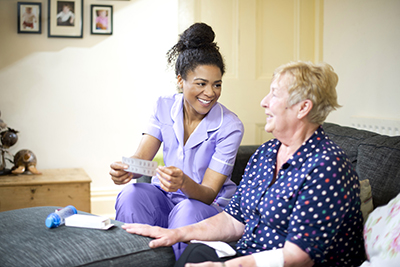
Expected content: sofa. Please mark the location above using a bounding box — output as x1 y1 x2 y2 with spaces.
0 122 399 266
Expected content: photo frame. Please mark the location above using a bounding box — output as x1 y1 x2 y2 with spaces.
18 2 42 34
48 0 83 38
91 5 113 35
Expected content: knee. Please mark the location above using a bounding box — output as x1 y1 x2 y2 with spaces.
116 183 154 206
168 199 219 228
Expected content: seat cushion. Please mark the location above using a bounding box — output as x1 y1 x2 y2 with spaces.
0 206 175 267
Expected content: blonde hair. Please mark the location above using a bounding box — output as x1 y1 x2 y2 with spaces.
273 61 341 125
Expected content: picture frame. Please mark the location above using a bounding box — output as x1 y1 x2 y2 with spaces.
48 0 83 38
91 5 113 35
17 2 42 34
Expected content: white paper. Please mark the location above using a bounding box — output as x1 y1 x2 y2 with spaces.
65 214 114 230
122 157 158 176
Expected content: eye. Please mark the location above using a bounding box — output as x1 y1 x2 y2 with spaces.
197 83 206 87
214 83 222 89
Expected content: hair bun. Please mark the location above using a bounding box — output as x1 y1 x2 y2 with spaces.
179 23 215 49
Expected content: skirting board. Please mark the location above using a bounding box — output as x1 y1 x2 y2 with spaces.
90 187 120 219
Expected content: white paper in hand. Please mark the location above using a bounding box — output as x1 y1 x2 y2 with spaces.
122 157 158 177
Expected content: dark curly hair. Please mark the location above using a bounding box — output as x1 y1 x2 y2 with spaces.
166 23 225 81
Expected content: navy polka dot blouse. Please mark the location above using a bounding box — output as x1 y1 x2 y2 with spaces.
225 126 365 266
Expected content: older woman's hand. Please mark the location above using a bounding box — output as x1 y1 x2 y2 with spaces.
122 223 181 248
109 161 134 185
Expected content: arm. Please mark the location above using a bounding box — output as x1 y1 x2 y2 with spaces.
110 134 161 185
122 211 245 248
156 167 227 205
157 116 244 204
185 241 313 267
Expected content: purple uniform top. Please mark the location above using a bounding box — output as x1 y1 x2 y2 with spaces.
145 93 244 209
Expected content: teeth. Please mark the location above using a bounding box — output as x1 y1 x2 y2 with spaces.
198 99 211 104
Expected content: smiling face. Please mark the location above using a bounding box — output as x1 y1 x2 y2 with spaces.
260 73 300 137
178 64 222 120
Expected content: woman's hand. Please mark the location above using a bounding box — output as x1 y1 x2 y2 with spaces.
122 223 181 248
109 161 134 185
156 166 186 192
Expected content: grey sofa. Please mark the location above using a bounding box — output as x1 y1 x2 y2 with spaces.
1 122 399 266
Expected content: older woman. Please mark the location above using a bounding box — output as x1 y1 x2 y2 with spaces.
122 61 365 267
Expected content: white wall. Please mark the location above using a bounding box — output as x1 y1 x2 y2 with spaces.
0 0 178 215
2 0 399 216
324 0 400 127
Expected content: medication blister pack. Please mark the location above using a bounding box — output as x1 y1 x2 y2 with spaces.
122 157 158 177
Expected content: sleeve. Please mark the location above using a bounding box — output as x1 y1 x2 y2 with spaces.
286 154 360 262
144 97 163 142
208 115 244 176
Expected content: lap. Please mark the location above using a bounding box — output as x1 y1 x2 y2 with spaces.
174 243 238 267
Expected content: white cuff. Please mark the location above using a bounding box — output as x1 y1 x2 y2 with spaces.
252 249 284 267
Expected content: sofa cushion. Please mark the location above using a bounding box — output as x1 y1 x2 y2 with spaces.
0 206 175 267
356 134 400 207
360 179 374 222
323 122 378 169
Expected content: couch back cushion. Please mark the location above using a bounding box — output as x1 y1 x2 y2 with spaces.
356 135 400 207
324 122 400 208
322 122 378 169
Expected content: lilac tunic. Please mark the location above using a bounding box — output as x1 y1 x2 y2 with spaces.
116 93 244 259
147 93 244 209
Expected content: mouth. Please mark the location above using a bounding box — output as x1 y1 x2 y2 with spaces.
198 98 212 105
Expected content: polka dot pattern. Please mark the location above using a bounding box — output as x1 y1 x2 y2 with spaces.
225 126 365 266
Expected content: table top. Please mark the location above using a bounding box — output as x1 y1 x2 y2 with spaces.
0 168 92 186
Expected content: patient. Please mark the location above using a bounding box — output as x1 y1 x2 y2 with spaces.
122 61 366 267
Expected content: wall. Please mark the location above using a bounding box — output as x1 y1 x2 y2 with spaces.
1 0 399 217
0 0 178 216
324 0 400 128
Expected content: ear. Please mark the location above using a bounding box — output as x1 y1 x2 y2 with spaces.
297 99 313 119
177 75 183 90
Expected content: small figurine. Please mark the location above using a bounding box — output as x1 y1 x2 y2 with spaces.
11 149 42 175
1 128 18 148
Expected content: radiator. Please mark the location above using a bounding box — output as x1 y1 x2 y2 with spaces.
350 117 400 136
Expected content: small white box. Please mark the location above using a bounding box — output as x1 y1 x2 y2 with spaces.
65 214 114 230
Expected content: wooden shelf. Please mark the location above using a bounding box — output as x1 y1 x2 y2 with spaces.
0 168 91 213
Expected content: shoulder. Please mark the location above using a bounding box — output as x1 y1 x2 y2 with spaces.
218 103 244 129
154 93 181 108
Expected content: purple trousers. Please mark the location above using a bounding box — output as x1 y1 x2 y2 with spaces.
115 183 220 260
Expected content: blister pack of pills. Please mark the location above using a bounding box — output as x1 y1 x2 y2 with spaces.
122 157 158 176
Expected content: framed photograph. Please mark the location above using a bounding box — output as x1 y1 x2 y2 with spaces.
18 2 41 34
48 0 83 38
91 5 113 35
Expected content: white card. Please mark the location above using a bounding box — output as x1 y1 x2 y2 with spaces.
65 214 114 230
122 157 158 176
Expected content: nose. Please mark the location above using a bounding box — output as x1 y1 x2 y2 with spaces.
203 84 215 98
260 93 270 108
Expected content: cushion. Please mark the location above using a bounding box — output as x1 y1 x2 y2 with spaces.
356 135 400 207
323 122 378 169
360 192 400 266
0 206 175 267
360 179 374 222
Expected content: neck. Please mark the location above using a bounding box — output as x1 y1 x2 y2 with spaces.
278 122 320 161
